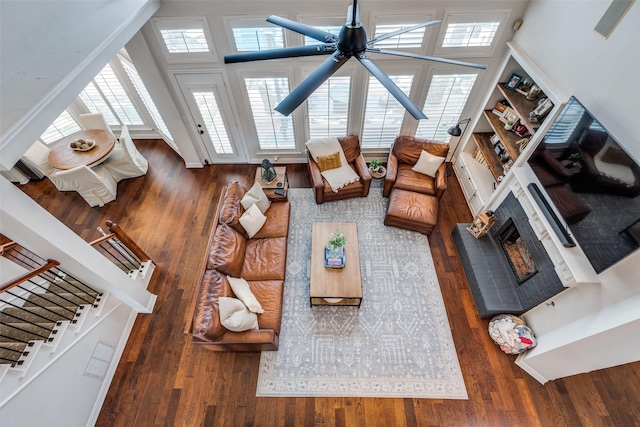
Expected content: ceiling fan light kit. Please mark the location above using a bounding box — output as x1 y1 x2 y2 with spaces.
224 0 486 120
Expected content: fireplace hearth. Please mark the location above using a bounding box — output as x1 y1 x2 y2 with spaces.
452 193 566 318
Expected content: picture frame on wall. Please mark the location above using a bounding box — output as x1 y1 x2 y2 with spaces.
504 73 523 91
500 107 518 124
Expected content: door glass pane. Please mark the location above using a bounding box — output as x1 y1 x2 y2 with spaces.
192 90 234 154
416 73 477 142
361 75 414 149
244 77 294 150
307 76 349 139
40 110 81 144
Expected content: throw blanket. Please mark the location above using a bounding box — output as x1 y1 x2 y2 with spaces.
306 137 360 192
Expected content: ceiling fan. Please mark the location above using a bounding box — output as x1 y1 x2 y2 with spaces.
224 0 486 120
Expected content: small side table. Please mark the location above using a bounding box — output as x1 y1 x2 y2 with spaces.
370 166 387 180
254 166 288 201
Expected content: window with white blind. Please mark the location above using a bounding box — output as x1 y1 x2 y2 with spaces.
232 27 284 51
372 24 426 48
244 77 294 150
79 63 144 126
435 12 506 57
120 55 174 141
40 110 81 144
161 28 209 53
361 75 414 149
192 90 234 154
152 18 217 63
442 22 500 47
416 73 477 142
307 76 350 139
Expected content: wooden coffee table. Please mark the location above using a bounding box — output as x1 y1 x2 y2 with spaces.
310 222 363 308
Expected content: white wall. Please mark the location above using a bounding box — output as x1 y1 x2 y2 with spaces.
512 0 640 381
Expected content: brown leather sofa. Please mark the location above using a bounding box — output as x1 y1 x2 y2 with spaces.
383 135 449 199
186 181 290 351
307 135 372 204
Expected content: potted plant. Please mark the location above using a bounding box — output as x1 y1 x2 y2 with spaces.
369 159 383 173
504 120 514 131
326 226 346 268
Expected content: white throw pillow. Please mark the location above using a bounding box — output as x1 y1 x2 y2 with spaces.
227 276 264 313
239 203 267 238
241 181 271 214
412 150 446 178
219 297 259 332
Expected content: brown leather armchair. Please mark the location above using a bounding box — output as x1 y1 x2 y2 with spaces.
307 135 372 204
383 135 449 199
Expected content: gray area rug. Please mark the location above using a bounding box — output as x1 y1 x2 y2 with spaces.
256 188 468 399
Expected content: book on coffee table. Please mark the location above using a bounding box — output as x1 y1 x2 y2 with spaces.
324 246 345 269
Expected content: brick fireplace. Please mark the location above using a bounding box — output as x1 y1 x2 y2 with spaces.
452 193 566 318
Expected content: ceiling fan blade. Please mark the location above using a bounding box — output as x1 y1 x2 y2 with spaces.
369 48 487 70
368 20 441 44
275 51 349 116
356 55 427 120
267 15 337 43
224 44 336 64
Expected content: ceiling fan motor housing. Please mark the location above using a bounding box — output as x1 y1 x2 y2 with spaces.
338 24 368 54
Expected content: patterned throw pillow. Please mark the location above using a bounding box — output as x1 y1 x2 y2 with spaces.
317 151 342 172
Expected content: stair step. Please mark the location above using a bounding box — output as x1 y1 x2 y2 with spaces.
23 291 97 308
0 342 28 365
0 306 76 324
0 324 52 342
47 279 100 296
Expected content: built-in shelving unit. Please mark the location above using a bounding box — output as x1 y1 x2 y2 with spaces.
453 44 559 216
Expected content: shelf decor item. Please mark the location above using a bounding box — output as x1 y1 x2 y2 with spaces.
504 73 523 91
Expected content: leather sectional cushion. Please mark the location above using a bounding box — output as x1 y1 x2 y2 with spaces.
207 223 246 276
393 164 437 196
241 237 288 281
252 201 290 239
392 135 449 165
192 270 232 341
218 182 246 235
250 280 284 333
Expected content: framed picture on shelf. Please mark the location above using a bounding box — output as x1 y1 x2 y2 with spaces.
490 134 500 145
505 73 523 91
500 107 518 124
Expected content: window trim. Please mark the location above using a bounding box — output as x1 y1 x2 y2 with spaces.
224 16 286 53
151 17 218 63
433 11 509 58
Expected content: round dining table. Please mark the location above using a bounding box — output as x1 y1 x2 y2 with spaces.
48 130 116 170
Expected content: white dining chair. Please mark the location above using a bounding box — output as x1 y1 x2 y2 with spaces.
54 164 117 207
102 125 148 182
78 113 115 138
21 141 71 190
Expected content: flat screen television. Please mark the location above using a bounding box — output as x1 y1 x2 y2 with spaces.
527 96 640 273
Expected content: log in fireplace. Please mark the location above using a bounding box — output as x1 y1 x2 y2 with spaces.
497 219 537 284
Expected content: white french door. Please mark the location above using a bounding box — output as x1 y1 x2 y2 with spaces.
175 73 247 163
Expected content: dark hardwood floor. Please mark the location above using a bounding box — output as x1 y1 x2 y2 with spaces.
17 140 640 427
